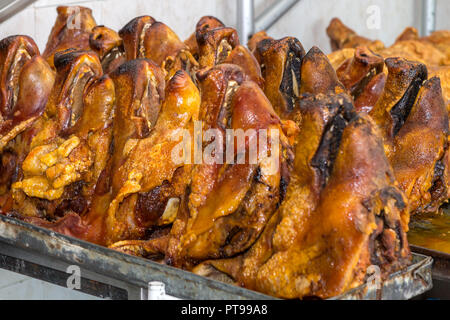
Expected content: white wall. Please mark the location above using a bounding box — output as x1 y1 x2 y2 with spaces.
0 0 449 54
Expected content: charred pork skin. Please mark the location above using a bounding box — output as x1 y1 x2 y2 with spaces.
11 50 108 219
247 31 272 57
89 26 126 74
194 55 410 299
105 69 200 248
336 47 386 113
370 58 450 215
43 6 97 69
255 37 306 121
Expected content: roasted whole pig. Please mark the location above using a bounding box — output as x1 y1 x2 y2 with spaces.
11 49 112 219
370 58 450 214
194 49 411 299
43 6 97 69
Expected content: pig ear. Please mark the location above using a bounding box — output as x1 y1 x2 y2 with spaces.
255 37 305 119
13 56 55 122
300 46 345 96
370 57 427 141
197 27 240 69
119 16 157 60
49 50 102 134
0 36 39 117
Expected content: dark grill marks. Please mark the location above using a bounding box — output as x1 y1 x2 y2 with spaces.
280 51 302 111
427 158 447 211
135 180 172 227
311 98 356 189
390 76 426 136
386 60 428 137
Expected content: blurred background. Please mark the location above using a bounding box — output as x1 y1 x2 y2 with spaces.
0 0 449 53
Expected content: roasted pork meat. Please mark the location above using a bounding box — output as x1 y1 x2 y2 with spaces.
3 8 444 300
11 50 111 219
194 48 411 299
370 58 450 214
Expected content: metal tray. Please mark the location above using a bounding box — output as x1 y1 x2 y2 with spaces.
0 214 433 300
411 245 449 300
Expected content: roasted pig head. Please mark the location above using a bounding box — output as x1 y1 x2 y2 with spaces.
370 58 449 214
370 58 428 149
89 26 126 74
160 64 295 268
0 36 54 152
105 69 200 248
43 6 97 69
11 50 108 219
195 93 410 299
255 37 305 121
336 47 386 113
